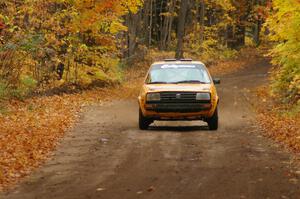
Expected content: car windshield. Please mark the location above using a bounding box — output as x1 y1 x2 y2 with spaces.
146 63 211 84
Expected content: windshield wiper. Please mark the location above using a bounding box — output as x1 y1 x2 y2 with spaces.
173 80 208 84
148 81 169 84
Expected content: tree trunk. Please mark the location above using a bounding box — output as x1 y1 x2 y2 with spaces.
166 0 175 47
126 11 141 57
253 19 261 45
235 24 245 47
253 0 262 45
159 0 165 49
148 0 153 47
175 0 189 59
142 0 150 46
160 0 175 50
199 0 205 47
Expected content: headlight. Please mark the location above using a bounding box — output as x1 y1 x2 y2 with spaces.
196 92 211 101
147 93 161 101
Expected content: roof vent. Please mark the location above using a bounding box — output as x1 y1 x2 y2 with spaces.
164 59 177 62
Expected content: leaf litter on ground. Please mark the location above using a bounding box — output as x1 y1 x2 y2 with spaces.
0 48 258 191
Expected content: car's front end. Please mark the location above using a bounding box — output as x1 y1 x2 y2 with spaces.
139 85 218 120
138 60 220 130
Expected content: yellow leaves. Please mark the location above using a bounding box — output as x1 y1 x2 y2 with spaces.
44 33 59 47
266 0 300 42
69 0 142 34
265 0 300 103
121 0 143 14
110 21 127 34
217 0 235 12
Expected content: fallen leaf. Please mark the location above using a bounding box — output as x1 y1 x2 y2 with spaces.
289 178 298 184
96 188 106 192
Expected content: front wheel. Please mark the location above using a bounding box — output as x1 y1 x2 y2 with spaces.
207 107 218 130
139 109 152 130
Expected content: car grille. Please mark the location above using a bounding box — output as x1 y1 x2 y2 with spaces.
146 92 211 113
160 92 197 103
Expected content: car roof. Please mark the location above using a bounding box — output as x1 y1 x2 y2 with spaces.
152 60 205 66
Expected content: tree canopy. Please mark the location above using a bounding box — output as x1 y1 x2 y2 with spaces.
0 0 298 105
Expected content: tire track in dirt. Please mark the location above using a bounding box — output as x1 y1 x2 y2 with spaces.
2 59 300 199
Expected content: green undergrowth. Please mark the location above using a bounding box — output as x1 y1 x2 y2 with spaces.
0 75 37 101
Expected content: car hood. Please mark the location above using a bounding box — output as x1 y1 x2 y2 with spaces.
145 84 212 92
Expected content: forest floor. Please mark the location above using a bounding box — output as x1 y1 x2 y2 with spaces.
1 48 300 199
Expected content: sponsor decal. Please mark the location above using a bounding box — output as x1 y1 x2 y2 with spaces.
161 64 196 69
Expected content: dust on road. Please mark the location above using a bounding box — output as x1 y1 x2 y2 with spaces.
2 59 300 199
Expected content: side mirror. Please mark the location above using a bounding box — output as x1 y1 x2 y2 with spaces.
213 78 221 84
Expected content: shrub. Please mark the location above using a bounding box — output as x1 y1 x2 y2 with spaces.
265 0 300 105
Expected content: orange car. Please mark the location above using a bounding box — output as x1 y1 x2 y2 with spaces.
138 59 220 130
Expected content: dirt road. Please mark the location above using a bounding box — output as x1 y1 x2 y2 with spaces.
2 59 300 199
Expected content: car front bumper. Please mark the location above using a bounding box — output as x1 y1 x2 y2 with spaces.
140 102 215 120
145 102 212 113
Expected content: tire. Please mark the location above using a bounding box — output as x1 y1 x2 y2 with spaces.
207 107 218 130
139 109 152 130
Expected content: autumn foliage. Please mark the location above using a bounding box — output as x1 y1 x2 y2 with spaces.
0 0 300 192
0 0 143 191
0 0 142 101
265 0 300 105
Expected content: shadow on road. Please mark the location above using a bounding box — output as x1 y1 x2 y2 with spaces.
147 125 210 132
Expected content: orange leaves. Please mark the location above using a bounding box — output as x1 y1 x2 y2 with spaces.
0 21 5 30
258 110 300 152
256 87 300 153
0 85 126 191
98 0 114 10
94 35 114 46
0 91 94 190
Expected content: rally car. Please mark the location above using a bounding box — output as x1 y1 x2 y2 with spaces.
138 59 220 130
